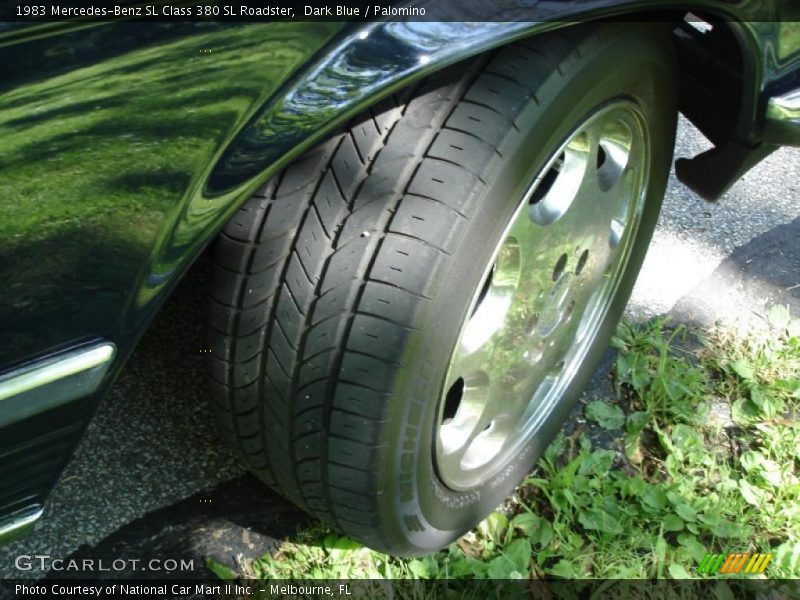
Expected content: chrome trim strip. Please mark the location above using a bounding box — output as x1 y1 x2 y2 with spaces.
765 88 800 146
0 343 115 403
767 88 800 122
0 506 43 544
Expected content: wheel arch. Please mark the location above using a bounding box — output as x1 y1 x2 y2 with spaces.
203 5 769 197
143 2 775 362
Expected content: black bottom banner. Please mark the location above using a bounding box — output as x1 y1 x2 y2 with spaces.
2 579 799 600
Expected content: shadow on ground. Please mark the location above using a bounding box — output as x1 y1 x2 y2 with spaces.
47 476 307 580
672 216 800 328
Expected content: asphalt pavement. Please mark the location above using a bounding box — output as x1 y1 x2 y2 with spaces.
0 118 798 579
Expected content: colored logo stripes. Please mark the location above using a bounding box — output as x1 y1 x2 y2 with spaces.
697 552 772 574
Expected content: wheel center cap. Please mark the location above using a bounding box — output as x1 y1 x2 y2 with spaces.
538 273 574 337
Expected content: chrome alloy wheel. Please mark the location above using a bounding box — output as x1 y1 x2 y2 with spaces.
435 102 650 490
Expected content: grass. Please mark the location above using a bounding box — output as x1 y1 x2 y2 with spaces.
215 306 800 586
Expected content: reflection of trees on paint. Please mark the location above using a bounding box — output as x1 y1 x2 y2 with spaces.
779 22 800 61
0 22 338 363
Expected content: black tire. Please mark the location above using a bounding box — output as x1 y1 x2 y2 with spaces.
206 23 677 555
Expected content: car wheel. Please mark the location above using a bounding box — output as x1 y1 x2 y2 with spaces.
206 23 677 555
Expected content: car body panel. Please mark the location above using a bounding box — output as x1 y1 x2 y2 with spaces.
0 0 798 541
